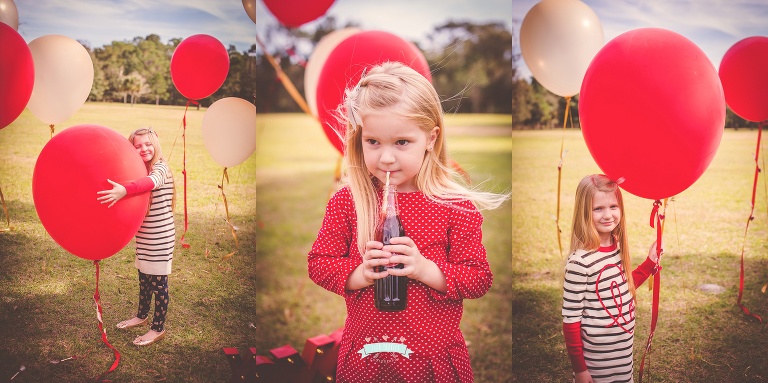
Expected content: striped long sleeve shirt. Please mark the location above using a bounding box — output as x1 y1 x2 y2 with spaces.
562 243 655 382
134 160 175 276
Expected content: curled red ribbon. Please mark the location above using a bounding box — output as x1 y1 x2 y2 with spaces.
179 99 198 249
93 261 120 381
737 121 763 323
639 199 664 383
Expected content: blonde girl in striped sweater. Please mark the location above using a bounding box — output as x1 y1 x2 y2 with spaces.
562 174 660 382
97 127 176 346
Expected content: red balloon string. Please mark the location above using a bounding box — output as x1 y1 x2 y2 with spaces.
737 121 763 323
93 260 121 380
638 200 665 383
179 99 198 249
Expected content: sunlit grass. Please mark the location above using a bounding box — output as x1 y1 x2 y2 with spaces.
0 102 256 383
512 128 768 382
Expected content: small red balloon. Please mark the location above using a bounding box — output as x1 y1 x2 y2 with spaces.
0 22 34 129
579 28 724 200
33 125 150 261
719 36 768 122
315 30 431 154
263 0 335 28
170 34 229 100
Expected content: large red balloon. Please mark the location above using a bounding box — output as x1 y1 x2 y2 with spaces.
0 22 34 129
170 34 229 100
579 28 725 200
316 30 431 154
719 36 768 122
33 125 150 261
263 0 335 28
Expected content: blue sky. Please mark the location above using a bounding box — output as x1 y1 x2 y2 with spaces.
512 0 768 80
256 0 513 55
13 0 255 50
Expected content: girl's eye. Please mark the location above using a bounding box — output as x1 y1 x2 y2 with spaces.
365 139 379 145
396 140 409 146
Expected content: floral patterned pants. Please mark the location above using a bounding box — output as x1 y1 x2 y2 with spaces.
136 271 169 332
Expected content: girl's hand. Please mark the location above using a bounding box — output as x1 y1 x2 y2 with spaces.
648 240 663 263
384 236 447 292
574 370 593 383
96 179 127 208
361 241 393 284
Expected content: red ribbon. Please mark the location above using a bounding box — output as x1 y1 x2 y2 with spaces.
638 200 664 383
179 99 198 249
737 121 763 323
93 261 120 381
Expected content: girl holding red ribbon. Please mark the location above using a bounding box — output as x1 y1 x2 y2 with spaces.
562 174 661 383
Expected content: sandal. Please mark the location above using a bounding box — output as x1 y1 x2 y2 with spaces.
116 317 148 329
133 330 165 346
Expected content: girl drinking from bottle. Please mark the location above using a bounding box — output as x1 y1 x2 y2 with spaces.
308 62 508 382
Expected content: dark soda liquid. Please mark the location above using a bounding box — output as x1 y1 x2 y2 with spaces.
374 213 408 311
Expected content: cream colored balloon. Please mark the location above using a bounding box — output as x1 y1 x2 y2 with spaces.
520 0 603 97
202 97 257 168
27 35 94 125
305 27 361 117
242 0 256 24
0 0 18 30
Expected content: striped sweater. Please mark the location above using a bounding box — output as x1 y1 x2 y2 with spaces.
134 160 175 275
562 243 655 383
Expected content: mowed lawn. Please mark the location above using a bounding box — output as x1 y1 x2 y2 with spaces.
512 128 768 382
0 107 513 382
0 102 256 383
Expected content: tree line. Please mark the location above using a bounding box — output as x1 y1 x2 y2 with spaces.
83 34 256 107
256 17 514 114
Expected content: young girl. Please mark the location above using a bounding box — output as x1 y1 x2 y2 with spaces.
97 127 175 346
562 174 661 383
308 62 508 382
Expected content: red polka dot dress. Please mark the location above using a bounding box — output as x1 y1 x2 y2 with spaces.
309 187 491 383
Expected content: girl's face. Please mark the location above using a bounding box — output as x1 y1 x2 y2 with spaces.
133 134 154 163
361 111 438 192
591 190 621 245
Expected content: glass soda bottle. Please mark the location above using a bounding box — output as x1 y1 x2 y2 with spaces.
374 182 408 311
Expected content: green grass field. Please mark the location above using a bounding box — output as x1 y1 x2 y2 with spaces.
0 103 256 382
512 129 768 382
0 106 513 382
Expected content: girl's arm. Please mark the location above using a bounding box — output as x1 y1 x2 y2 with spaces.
96 177 154 208
390 200 491 300
562 254 590 377
96 161 168 208
308 188 365 297
633 240 662 287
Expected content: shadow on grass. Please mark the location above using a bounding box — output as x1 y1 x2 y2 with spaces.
511 252 768 383
0 207 258 382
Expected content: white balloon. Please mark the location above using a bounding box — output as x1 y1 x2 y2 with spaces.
242 0 255 24
304 28 361 117
202 97 256 168
520 0 603 97
0 0 18 31
27 35 94 125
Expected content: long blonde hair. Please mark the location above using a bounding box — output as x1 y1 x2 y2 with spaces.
129 127 176 213
569 174 635 298
338 62 509 256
